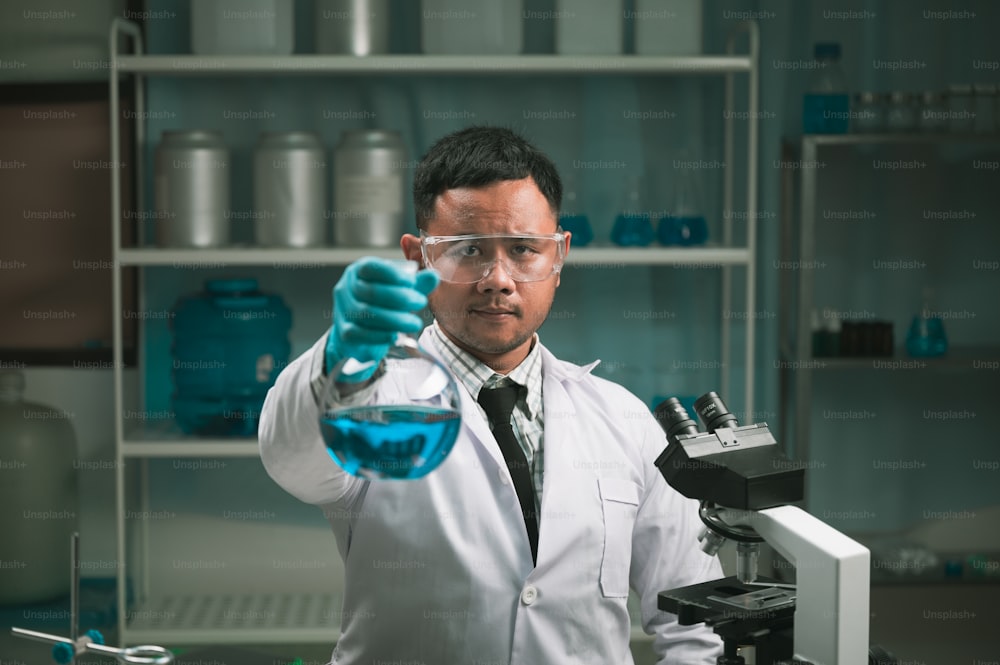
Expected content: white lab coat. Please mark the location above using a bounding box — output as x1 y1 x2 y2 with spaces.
259 328 724 664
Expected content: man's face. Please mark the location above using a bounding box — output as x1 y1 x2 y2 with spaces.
401 177 569 373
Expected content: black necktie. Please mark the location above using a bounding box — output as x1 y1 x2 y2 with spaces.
477 384 539 564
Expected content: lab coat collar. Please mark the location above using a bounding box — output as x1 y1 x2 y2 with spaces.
536 342 601 384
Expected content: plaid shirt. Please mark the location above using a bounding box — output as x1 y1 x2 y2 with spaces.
428 321 545 510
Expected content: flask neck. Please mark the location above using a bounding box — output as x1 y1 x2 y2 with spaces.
619 178 643 216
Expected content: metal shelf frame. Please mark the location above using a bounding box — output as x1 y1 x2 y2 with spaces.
778 132 1000 478
109 18 760 645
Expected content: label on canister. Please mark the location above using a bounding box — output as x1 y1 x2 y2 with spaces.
335 174 403 214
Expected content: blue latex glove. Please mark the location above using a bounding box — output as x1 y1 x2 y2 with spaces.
325 257 439 380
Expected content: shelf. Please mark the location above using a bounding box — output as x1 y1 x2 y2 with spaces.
567 246 751 266
790 133 1000 147
124 592 655 645
126 593 339 645
115 54 753 77
118 246 751 268
779 346 1000 371
123 441 259 458
122 421 255 457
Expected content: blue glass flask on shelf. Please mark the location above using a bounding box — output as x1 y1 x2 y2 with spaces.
611 176 654 246
658 155 708 246
906 289 948 358
559 174 593 246
319 261 462 480
803 42 850 134
170 278 292 436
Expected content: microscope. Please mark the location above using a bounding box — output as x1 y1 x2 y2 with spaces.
653 392 896 665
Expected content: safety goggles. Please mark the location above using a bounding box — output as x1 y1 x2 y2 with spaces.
420 231 568 284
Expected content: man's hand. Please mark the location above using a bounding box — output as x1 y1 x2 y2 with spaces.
325 257 439 380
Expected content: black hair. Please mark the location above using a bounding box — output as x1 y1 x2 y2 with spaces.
412 126 562 229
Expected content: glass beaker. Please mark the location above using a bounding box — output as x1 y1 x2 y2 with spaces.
318 267 462 480
905 315 947 358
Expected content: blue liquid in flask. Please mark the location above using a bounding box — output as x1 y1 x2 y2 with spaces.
321 404 462 480
658 214 708 246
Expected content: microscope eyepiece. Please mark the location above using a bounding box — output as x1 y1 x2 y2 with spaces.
653 397 700 445
694 391 739 432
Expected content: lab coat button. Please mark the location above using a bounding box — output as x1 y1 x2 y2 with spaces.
520 585 537 605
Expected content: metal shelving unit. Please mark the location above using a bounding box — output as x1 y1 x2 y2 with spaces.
778 132 1000 494
109 18 760 645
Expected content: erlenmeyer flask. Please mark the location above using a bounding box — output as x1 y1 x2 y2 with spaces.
611 175 654 246
559 173 593 246
659 152 708 246
318 264 462 480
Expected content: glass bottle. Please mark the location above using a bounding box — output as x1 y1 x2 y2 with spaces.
0 370 78 604
318 261 462 480
803 42 850 134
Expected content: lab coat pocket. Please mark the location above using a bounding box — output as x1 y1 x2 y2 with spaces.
598 476 640 598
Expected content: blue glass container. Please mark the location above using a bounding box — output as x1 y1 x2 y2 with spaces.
560 214 593 247
905 314 947 358
611 213 654 246
559 176 593 246
171 278 292 436
612 177 654 246
658 214 708 246
803 42 850 134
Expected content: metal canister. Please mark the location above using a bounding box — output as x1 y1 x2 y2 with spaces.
315 0 389 55
154 130 230 248
332 129 406 247
253 132 327 247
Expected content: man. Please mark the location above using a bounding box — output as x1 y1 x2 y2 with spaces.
259 126 724 664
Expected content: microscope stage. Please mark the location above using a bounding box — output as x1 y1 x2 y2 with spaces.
658 575 796 627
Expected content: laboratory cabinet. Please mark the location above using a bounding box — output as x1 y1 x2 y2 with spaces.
778 134 1000 547
108 18 762 646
